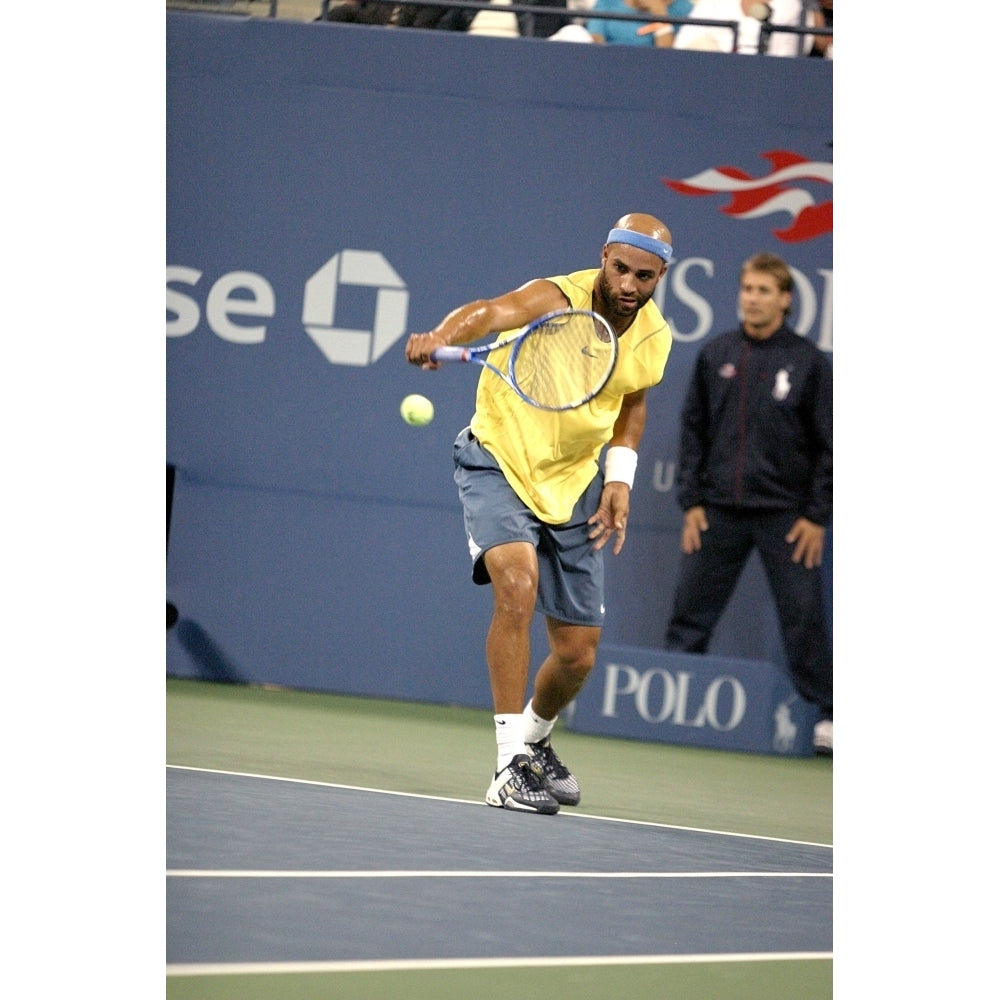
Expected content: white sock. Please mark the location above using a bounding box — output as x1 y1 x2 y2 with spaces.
522 700 556 745
494 714 526 772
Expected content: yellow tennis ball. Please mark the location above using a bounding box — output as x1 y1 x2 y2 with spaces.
400 393 434 426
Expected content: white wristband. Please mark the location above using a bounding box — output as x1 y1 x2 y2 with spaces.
604 446 638 489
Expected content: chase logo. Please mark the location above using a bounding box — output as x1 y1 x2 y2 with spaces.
166 249 410 367
302 250 409 366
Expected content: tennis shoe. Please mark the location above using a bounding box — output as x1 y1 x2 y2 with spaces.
485 754 559 814
813 719 833 757
527 737 581 806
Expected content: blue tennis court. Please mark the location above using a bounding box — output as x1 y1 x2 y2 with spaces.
167 766 832 973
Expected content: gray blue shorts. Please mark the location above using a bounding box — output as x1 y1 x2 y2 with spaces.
452 426 606 627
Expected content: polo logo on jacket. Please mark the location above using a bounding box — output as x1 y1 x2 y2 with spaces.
773 368 791 401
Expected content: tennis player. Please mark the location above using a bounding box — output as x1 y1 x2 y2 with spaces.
405 213 674 814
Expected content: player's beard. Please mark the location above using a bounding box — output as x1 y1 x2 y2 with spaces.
598 269 651 323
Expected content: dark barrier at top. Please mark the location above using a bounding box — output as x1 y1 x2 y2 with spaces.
166 13 833 709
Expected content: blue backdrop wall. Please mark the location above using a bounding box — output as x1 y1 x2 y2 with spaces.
166 12 833 710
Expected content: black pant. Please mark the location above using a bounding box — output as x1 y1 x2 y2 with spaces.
665 506 833 719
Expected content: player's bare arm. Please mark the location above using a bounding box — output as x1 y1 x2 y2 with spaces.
405 279 569 368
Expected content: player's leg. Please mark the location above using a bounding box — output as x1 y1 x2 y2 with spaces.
453 428 559 813
481 541 561 813
665 505 754 651
523 618 600 806
532 619 601 720
521 476 606 806
483 540 540 717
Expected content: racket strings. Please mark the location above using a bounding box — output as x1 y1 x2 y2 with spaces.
510 314 617 410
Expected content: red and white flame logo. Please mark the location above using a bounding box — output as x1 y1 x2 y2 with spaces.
663 150 832 243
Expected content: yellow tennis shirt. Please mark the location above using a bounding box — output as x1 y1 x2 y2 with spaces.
470 269 672 524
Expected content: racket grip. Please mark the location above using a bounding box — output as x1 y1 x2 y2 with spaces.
430 346 471 363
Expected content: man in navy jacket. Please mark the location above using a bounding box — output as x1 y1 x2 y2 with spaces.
664 251 833 755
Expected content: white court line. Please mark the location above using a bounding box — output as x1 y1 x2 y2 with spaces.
166 764 834 850
167 869 832 879
167 951 834 977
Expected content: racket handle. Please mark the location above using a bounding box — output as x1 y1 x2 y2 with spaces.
430 346 471 363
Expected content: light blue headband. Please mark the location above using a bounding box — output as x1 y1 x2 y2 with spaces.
606 228 673 264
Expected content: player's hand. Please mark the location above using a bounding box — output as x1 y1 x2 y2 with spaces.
588 482 630 554
786 517 825 569
405 332 446 369
680 505 708 554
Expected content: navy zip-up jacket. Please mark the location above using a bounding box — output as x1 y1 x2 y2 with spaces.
675 324 833 525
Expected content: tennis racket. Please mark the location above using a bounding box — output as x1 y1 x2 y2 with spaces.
430 309 618 411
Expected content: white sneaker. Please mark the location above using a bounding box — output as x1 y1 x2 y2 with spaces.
485 754 559 814
813 719 833 757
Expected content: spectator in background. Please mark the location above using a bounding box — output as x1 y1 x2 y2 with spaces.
516 0 572 37
547 0 600 40
315 2 473 30
673 0 819 56
392 4 476 29
808 0 832 58
314 1 394 25
663 252 833 755
588 0 694 46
